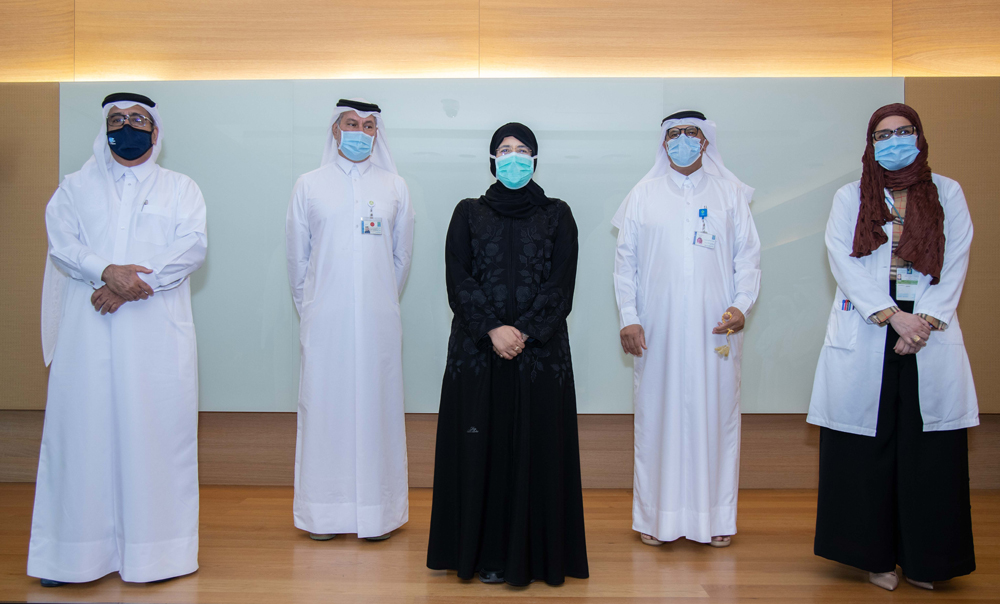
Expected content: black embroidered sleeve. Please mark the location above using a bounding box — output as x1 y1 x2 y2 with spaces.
514 204 579 345
445 200 505 346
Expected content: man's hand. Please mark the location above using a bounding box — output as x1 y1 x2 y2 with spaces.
489 325 525 360
888 311 931 349
101 264 154 301
712 307 745 334
620 324 647 357
90 286 127 315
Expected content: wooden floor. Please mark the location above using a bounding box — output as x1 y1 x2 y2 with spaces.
0 485 997 603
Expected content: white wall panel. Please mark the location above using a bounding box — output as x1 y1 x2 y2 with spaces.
60 78 903 412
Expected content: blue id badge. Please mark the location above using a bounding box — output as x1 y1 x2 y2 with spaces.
361 218 383 235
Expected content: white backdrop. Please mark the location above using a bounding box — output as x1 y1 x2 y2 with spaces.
59 78 903 413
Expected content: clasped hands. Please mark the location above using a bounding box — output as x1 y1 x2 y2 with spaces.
888 311 932 356
489 325 528 360
90 264 154 314
620 307 745 357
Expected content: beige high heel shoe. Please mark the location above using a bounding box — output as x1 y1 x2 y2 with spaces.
869 570 899 591
905 576 934 590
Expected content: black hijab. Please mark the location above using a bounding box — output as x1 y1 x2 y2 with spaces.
482 122 553 219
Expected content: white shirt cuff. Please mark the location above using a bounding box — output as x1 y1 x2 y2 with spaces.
138 270 159 290
620 309 641 330
732 293 754 316
80 254 111 289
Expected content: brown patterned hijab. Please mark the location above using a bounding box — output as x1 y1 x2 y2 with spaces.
851 103 945 284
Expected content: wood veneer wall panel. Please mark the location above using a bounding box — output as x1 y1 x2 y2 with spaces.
739 415 820 489
905 77 1000 413
4 411 998 488
194 413 636 487
0 411 46 480
480 0 893 77
0 84 58 411
894 0 1000 76
6 0 1000 81
72 0 479 81
0 0 74 82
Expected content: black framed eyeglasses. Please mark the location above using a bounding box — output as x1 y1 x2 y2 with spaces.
666 126 701 140
872 125 917 142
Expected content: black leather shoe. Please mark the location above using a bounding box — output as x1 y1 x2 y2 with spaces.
478 570 504 584
40 579 66 587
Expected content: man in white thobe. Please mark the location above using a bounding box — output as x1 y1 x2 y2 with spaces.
286 98 415 541
612 110 760 547
30 92 207 586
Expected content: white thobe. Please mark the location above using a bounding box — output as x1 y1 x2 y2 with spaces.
286 153 415 537
808 175 977 436
29 157 207 583
614 168 761 543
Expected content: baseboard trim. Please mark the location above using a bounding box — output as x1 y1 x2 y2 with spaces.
2 411 997 488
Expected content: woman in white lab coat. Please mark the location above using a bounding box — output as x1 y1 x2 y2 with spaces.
808 103 977 591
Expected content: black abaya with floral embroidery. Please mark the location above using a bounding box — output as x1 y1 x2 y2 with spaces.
426 182 589 586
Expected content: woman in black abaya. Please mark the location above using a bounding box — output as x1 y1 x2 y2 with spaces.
426 123 589 587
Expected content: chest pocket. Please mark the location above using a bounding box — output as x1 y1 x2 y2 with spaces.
373 198 398 230
698 204 728 245
135 204 174 246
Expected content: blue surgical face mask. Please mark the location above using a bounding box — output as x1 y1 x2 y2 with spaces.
107 125 153 161
666 134 703 168
492 153 535 190
338 130 374 161
874 135 919 171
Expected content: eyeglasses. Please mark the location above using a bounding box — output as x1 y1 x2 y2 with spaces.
666 126 701 140
872 125 917 142
107 113 154 130
495 145 533 157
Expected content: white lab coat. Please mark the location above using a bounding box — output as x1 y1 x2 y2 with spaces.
614 169 761 543
807 174 978 436
29 142 207 582
286 154 414 537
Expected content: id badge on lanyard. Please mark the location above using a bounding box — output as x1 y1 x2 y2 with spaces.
361 218 383 235
693 206 716 249
896 264 918 301
885 193 917 301
361 200 383 235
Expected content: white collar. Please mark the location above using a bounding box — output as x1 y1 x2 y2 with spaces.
669 166 704 190
334 151 372 176
110 156 156 183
